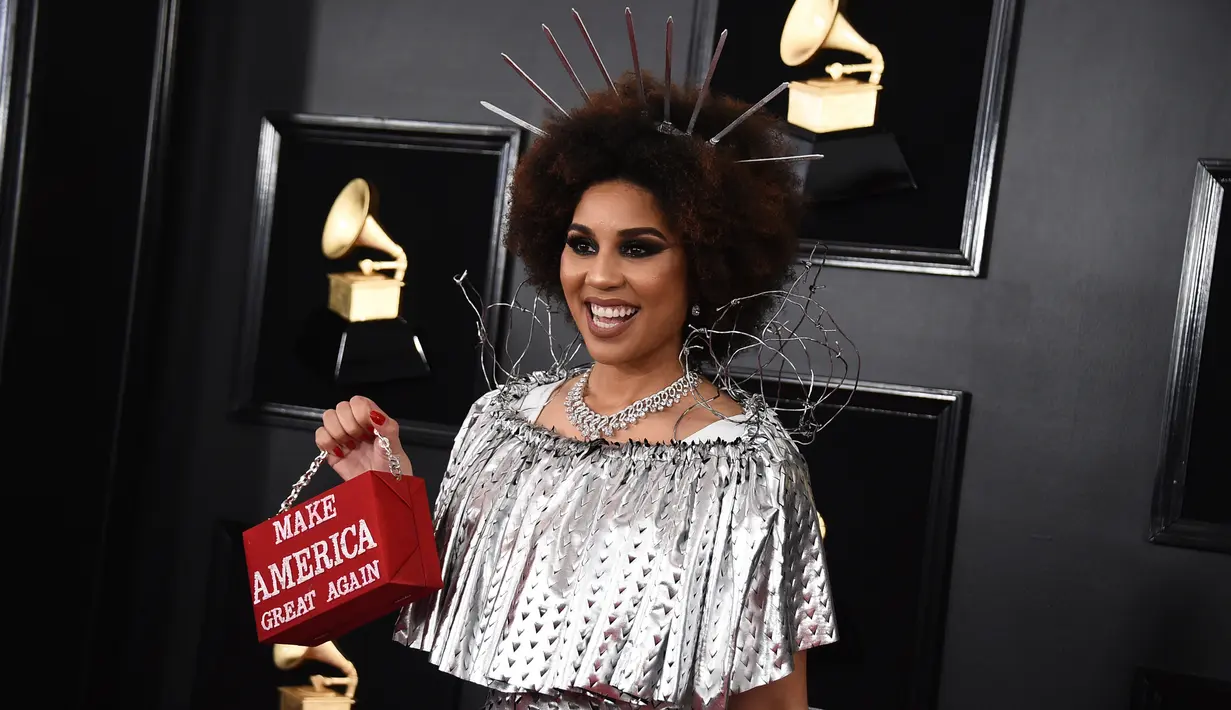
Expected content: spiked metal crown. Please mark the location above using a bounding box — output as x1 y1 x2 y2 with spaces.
481 7 823 166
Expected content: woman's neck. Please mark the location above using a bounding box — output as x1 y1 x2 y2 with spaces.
584 355 689 414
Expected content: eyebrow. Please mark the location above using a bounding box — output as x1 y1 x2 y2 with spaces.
568 223 668 240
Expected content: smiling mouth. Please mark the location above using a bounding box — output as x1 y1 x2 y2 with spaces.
588 302 640 330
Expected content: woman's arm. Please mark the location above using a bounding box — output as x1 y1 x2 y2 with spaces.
728 650 809 710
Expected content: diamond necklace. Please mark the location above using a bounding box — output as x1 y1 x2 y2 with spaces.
564 368 699 441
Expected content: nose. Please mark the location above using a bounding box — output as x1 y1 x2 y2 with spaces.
585 249 624 290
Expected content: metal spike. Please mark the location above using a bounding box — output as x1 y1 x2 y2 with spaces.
502 53 568 117
625 7 647 105
686 29 727 135
709 81 789 144
663 16 674 124
480 101 547 137
543 24 590 103
735 153 824 164
573 9 615 91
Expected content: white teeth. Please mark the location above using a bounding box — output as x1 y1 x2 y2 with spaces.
589 303 639 319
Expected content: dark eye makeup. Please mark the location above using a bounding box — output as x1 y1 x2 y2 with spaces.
619 239 663 258
565 232 665 259
565 234 597 255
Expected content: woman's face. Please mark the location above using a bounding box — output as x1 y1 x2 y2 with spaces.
561 180 690 370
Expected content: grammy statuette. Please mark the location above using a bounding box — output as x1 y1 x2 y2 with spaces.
323 178 408 323
781 0 884 134
295 177 430 385
273 641 357 709
775 0 914 203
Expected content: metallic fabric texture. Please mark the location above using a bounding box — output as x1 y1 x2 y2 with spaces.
394 372 838 709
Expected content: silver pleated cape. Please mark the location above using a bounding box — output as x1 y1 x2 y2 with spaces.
393 373 838 709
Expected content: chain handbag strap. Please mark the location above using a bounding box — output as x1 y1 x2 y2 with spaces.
278 428 403 514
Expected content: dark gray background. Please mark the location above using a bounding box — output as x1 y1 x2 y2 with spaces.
3 0 1228 708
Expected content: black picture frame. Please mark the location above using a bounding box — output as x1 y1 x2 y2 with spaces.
1131 667 1231 710
1150 158 1231 554
688 0 1019 276
0 0 33 367
0 0 17 162
735 368 969 710
230 113 521 447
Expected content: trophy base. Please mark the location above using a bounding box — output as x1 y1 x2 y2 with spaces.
784 124 916 203
787 78 881 134
278 686 354 710
296 307 430 385
327 271 403 323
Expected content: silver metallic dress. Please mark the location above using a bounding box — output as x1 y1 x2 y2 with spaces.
393 372 838 709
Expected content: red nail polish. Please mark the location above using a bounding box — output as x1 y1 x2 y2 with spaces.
370 411 386 425
333 447 344 457
345 439 356 450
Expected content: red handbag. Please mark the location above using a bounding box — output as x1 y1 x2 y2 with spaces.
243 429 442 646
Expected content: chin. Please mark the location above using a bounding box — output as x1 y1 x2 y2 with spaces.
583 339 641 367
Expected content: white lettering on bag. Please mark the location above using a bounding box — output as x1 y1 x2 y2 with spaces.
259 589 319 631
326 560 381 603
272 495 338 545
252 518 378 605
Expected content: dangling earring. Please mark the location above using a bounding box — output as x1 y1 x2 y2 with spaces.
690 304 701 317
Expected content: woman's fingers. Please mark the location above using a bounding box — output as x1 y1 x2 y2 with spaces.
333 400 369 445
345 396 376 438
347 395 397 440
321 408 357 451
318 397 409 478
314 426 344 459
358 396 396 439
360 398 409 474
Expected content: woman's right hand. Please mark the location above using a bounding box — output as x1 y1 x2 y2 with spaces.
315 396 412 482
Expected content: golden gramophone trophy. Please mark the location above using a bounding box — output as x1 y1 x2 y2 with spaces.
781 0 883 134
323 178 406 323
777 0 914 201
295 177 430 384
273 641 357 709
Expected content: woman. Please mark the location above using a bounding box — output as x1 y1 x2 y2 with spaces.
312 21 838 710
